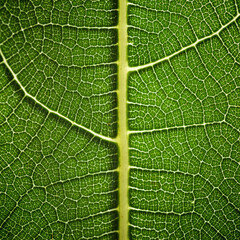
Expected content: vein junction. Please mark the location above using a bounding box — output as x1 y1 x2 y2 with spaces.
0 49 116 143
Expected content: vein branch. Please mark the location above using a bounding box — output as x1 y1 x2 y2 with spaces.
0 49 116 143
128 121 225 134
129 14 240 71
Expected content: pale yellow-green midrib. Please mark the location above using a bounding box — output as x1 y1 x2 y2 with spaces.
117 0 129 239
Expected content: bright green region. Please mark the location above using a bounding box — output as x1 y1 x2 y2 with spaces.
128 0 238 66
128 23 240 130
129 209 240 239
128 6 196 66
220 17 240 64
2 26 118 67
130 169 194 213
128 1 240 236
129 124 240 239
129 125 239 175
0 0 118 34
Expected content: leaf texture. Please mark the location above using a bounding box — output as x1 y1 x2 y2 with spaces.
0 0 240 239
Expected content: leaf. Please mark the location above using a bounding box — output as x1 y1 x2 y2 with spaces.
0 0 239 239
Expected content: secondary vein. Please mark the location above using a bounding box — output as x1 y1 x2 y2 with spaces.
129 13 240 71
0 49 116 143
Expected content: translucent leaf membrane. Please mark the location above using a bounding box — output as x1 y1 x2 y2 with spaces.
128 0 240 239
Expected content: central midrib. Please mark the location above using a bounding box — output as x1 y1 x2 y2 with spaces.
118 0 129 239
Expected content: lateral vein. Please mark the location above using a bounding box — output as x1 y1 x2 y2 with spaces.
129 13 240 71
0 49 116 143
128 121 225 134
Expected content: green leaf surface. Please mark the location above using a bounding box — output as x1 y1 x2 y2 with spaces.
0 0 239 239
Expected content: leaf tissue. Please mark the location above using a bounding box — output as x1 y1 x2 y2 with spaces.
0 0 239 239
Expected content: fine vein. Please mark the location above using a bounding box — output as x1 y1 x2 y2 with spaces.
129 13 240 71
0 49 116 143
